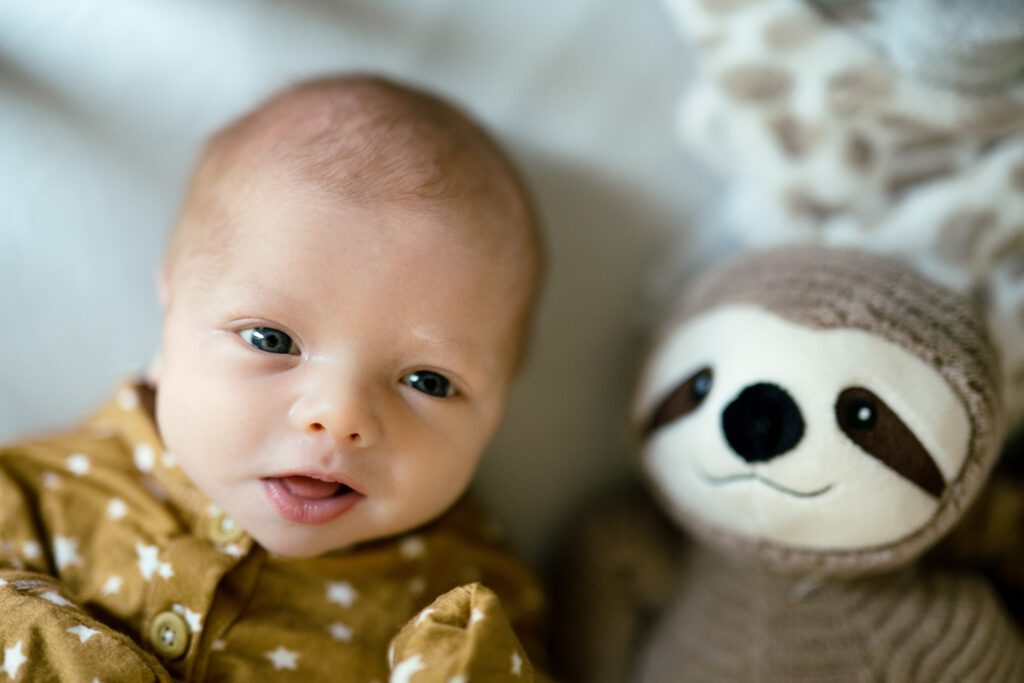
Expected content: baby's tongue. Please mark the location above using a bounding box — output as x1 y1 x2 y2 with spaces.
280 476 342 499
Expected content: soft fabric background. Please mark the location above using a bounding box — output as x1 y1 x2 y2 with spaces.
0 0 715 566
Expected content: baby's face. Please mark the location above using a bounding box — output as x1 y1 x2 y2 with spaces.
156 172 525 557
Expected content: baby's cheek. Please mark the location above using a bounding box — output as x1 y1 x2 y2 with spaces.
157 370 240 475
389 455 471 523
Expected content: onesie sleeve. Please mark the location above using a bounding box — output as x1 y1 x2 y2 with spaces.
389 583 554 682
0 450 172 682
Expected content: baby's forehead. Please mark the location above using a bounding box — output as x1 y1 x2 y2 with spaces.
191 166 517 284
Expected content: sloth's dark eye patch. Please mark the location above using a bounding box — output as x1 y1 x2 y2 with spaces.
835 387 945 498
644 367 713 438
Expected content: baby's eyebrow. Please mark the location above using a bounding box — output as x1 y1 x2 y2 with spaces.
214 280 304 313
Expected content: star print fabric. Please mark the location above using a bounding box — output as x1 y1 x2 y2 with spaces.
391 583 548 682
0 381 550 681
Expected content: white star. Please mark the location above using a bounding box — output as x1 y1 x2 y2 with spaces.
173 604 203 633
510 651 523 676
219 544 245 558
66 453 91 477
133 444 155 472
329 622 352 642
54 537 82 571
265 646 299 670
41 590 74 607
106 498 127 520
414 608 434 627
0 579 7 587
117 387 139 410
21 541 40 562
326 581 358 607
137 544 160 581
469 608 485 625
68 624 99 643
390 654 426 683
3 641 26 679
101 576 122 596
399 536 425 559
157 562 174 580
42 471 62 490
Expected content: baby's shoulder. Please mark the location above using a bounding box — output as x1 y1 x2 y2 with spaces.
0 419 135 480
0 414 145 517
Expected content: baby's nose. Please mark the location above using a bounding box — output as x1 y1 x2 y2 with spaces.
291 376 383 448
307 420 367 446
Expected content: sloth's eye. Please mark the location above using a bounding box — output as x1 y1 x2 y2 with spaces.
835 387 945 498
841 395 877 432
644 367 713 438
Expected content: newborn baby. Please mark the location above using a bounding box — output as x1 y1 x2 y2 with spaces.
0 75 547 681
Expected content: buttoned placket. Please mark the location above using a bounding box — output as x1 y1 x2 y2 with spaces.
110 382 264 680
140 514 258 679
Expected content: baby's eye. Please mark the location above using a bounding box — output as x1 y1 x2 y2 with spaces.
401 371 454 398
239 327 300 356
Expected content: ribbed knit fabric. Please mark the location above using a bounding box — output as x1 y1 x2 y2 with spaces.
636 547 1024 683
655 246 1004 578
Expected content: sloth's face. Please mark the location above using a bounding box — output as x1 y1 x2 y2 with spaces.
634 305 971 550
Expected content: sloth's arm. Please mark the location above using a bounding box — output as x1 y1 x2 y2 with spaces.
554 486 684 683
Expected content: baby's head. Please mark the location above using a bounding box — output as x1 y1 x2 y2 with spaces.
153 75 542 557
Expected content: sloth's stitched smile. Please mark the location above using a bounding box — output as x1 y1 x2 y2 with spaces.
696 467 834 499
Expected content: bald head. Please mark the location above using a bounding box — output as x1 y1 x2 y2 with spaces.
169 74 538 267
164 74 543 369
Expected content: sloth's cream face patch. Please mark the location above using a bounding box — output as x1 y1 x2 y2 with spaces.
635 305 971 550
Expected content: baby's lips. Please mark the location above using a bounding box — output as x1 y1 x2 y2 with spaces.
262 476 363 525
265 467 365 497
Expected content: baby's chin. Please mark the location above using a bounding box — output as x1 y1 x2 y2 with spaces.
247 510 427 559
252 526 362 559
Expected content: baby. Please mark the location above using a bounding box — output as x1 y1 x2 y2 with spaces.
0 75 548 681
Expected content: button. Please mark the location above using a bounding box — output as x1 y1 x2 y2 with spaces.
208 513 245 545
149 611 189 659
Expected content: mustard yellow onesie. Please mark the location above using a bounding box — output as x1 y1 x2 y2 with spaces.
0 382 549 681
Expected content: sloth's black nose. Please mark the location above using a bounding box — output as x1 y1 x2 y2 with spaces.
722 383 804 463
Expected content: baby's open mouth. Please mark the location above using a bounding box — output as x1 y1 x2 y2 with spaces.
278 475 353 500
263 473 363 524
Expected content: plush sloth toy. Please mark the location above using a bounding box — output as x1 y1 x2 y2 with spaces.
558 246 1024 683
